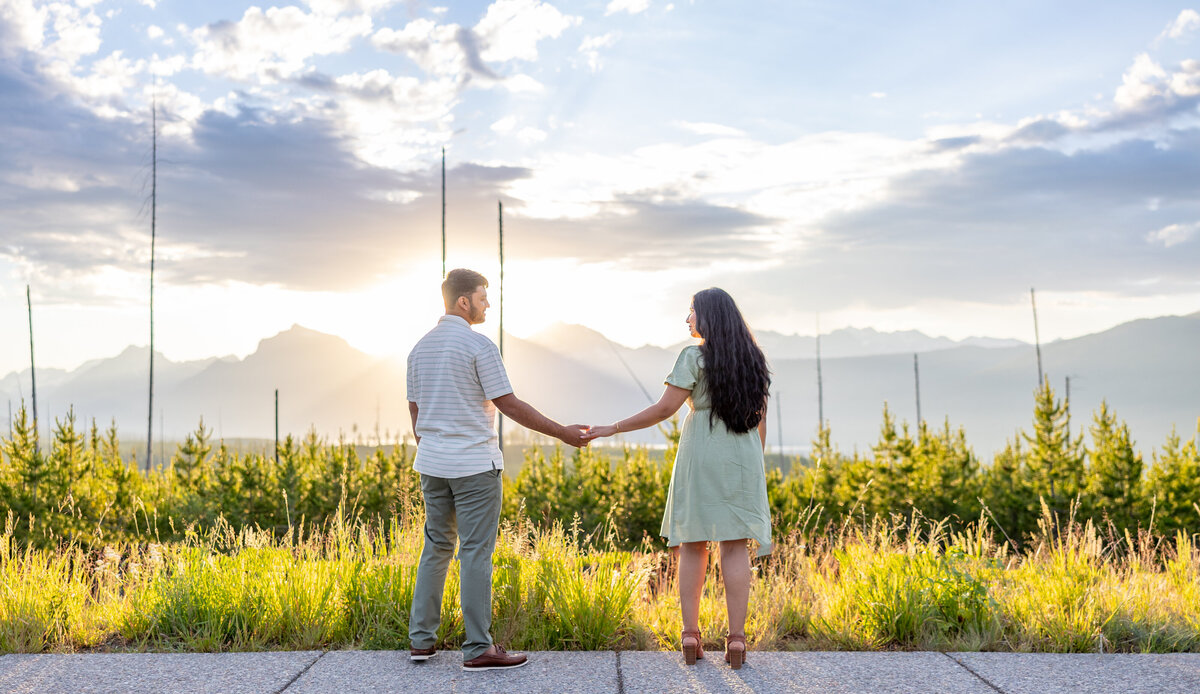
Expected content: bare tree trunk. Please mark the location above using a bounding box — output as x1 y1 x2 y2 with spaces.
815 313 824 430
26 285 37 454
497 200 504 456
914 352 922 424
147 96 157 471
1031 287 1043 386
441 147 446 279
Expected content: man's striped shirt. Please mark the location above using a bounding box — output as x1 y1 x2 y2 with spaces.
406 315 513 478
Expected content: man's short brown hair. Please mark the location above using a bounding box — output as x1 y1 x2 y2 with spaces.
442 268 488 310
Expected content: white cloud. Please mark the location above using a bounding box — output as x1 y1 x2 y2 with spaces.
870 91 886 99
474 0 579 63
137 0 158 8
305 0 401 16
1161 9 1200 40
147 24 163 39
323 69 460 169
675 121 745 137
0 0 49 54
1 168 83 192
71 50 145 102
502 73 543 92
1112 52 1200 113
1169 58 1200 97
1114 53 1169 110
517 126 546 143
41 1 103 69
190 6 372 81
579 32 617 72
372 18 470 78
605 0 649 16
504 129 941 225
491 115 517 132
1147 221 1200 247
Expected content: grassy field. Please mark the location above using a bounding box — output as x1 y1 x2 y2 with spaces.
3 506 1199 655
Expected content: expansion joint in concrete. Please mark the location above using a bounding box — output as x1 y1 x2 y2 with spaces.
277 650 327 693
942 652 1007 694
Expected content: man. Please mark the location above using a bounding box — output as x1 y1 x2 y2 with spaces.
406 268 588 671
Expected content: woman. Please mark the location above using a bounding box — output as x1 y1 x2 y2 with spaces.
585 287 771 670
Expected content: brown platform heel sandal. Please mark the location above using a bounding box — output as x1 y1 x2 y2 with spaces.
681 630 704 665
725 633 746 670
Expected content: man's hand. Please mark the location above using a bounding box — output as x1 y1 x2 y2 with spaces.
559 424 591 448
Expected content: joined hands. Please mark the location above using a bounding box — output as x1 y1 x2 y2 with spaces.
580 424 617 442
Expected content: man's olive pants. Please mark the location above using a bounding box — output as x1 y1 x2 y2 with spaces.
408 469 502 660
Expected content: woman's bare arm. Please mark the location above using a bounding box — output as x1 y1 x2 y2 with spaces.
584 385 691 439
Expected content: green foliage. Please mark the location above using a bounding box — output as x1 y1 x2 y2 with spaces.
1085 401 1145 531
1146 422 1200 536
1 384 1198 553
1024 379 1086 518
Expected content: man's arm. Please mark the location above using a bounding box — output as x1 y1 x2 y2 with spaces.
408 401 420 445
492 393 588 448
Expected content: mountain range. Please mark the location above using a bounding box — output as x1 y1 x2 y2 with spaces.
1 314 1197 460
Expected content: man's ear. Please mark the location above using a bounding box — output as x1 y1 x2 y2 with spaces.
456 295 470 312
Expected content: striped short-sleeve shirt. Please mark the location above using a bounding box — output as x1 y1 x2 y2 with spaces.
407 315 514 478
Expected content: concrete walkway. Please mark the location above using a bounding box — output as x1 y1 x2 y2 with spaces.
2 650 1199 694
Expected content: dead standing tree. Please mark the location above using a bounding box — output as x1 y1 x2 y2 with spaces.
146 96 158 471
26 284 38 454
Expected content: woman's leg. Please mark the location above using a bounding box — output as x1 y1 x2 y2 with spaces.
678 541 709 634
718 539 751 636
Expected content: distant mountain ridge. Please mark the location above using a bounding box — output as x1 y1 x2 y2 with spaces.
1 315 1196 458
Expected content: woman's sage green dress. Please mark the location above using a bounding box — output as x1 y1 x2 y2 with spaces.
660 345 773 556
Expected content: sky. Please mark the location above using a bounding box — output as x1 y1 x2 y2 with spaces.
1 0 1199 376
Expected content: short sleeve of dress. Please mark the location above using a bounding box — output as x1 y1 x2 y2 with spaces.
665 346 699 391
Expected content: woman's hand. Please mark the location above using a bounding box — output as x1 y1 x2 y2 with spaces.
583 424 618 440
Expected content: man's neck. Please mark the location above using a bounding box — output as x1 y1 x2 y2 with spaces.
445 310 474 324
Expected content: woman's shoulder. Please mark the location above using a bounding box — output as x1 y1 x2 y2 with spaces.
678 344 704 369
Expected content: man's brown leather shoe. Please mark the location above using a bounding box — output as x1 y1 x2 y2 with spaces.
462 644 528 671
409 646 436 661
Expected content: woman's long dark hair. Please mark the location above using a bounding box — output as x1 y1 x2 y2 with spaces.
692 288 771 434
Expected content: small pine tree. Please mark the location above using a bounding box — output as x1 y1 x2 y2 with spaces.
1023 379 1085 525
1146 421 1200 535
981 435 1037 546
1085 401 1146 531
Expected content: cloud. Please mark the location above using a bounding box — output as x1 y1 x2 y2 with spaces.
793 134 1200 308
190 6 372 82
0 0 48 55
1147 221 1200 247
674 121 745 137
509 192 776 269
491 115 516 132
372 4 571 91
605 0 649 16
1160 9 1200 41
579 32 617 71
304 0 402 15
0 92 497 293
474 0 579 63
373 19 492 80
516 126 546 143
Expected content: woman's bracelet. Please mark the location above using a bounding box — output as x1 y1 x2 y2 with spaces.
614 421 622 433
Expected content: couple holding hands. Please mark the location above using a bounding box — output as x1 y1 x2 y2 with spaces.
406 269 772 672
